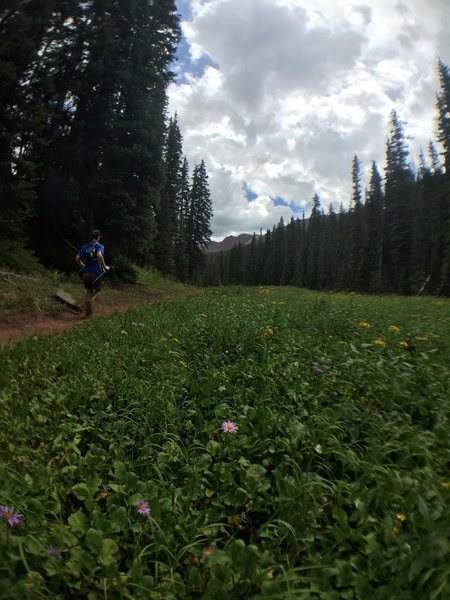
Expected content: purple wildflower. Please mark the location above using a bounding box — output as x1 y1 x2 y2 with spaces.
46 546 62 559
135 500 151 516
312 362 330 374
221 421 238 433
0 505 23 527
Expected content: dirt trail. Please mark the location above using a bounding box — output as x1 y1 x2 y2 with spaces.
0 289 200 346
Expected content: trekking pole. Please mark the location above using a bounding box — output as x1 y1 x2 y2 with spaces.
91 262 116 286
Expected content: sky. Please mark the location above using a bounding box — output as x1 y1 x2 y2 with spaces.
168 0 450 241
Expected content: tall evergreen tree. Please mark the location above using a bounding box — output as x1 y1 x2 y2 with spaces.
436 59 450 293
0 0 77 255
21 0 181 267
175 156 191 281
383 110 414 292
156 114 183 275
365 161 384 291
187 160 213 280
349 154 368 289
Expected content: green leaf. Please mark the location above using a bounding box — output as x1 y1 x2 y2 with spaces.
99 539 119 566
68 512 90 536
85 528 103 553
72 483 92 501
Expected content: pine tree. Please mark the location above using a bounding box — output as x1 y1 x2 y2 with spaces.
187 160 213 280
0 0 76 257
305 194 322 289
349 154 368 290
25 0 180 267
156 114 183 275
280 216 296 285
436 59 450 294
176 156 191 281
365 161 384 291
271 217 285 284
383 110 414 292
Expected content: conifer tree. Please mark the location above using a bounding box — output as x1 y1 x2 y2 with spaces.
156 114 183 275
176 156 191 281
365 161 384 291
436 59 450 293
305 194 322 289
383 110 414 292
349 154 368 289
187 160 213 280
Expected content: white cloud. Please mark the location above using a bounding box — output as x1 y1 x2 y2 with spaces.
170 0 450 240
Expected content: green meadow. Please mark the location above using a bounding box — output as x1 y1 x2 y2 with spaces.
0 287 449 599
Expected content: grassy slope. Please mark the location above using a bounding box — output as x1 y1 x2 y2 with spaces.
0 266 189 325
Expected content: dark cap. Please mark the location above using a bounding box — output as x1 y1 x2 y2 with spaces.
91 229 102 239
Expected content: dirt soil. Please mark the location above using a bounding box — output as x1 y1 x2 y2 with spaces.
0 289 200 346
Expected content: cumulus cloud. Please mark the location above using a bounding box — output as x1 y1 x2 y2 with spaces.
169 0 450 240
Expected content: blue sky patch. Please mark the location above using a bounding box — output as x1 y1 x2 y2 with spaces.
173 1 218 83
243 182 258 202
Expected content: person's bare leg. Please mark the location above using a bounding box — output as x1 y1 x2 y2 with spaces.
85 290 93 317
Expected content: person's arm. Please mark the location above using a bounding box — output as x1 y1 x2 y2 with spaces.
96 250 109 271
75 253 84 268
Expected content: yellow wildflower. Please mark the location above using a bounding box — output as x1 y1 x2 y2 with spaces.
373 339 386 346
392 526 400 535
359 321 371 328
264 326 273 336
395 513 407 522
399 341 409 349
179 360 188 368
441 482 450 489
388 325 400 333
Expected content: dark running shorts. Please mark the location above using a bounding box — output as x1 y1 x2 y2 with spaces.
81 272 102 292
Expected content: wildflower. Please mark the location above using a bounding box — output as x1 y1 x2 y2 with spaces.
399 341 409 349
373 339 386 347
395 513 407 522
0 505 23 527
97 491 108 499
179 360 188 368
312 362 330 373
46 546 62 559
314 444 323 455
264 326 273 336
415 336 428 341
120 330 128 335
104 341 110 349
392 526 400 535
388 325 400 333
359 321 371 328
221 421 238 433
441 482 450 489
135 500 151 516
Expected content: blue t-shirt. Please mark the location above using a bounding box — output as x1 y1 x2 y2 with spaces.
79 241 105 276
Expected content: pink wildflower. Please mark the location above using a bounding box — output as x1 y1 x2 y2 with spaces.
221 421 238 433
0 505 23 527
135 500 151 515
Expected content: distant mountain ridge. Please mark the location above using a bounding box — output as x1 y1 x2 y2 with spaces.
205 233 254 253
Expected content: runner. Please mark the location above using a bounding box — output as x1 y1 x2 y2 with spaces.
75 229 110 318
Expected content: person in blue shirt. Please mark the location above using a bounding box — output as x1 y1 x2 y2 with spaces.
75 229 110 317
